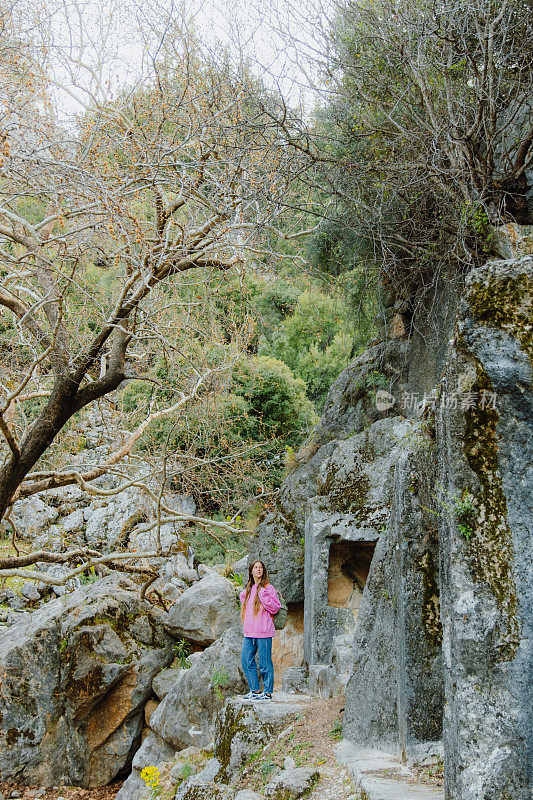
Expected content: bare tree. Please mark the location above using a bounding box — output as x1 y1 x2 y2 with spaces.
249 0 533 294
0 1 307 583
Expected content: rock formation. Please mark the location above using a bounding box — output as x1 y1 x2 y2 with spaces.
0 573 174 786
250 253 532 799
0 252 530 800
148 625 247 752
435 257 532 799
160 573 239 645
213 695 313 783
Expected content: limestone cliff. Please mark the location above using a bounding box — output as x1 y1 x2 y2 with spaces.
252 254 532 800
435 256 532 800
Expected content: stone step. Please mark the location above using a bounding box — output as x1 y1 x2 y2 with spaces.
214 693 314 783
336 741 444 800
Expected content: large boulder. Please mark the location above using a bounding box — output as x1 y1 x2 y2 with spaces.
0 573 174 787
149 626 247 751
11 495 59 533
214 695 313 783
152 667 180 700
435 256 533 800
175 758 229 800
160 552 199 584
160 573 239 645
265 767 319 799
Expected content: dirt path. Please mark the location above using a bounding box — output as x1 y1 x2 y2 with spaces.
286 695 359 800
236 694 361 799
0 784 123 800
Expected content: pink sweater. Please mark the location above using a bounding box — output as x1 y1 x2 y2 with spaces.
239 583 281 638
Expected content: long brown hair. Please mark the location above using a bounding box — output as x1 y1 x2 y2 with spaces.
240 560 269 623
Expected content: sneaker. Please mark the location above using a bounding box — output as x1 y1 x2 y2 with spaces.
258 692 273 701
241 691 262 700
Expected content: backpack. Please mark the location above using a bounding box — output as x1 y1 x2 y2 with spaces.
273 592 288 631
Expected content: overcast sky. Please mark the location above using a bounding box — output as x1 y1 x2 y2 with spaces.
32 0 331 120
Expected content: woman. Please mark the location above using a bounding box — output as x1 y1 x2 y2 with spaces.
239 559 281 700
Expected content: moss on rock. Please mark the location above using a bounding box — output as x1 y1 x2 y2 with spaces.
419 550 442 649
213 703 246 779
462 361 520 662
468 272 533 366
317 464 371 516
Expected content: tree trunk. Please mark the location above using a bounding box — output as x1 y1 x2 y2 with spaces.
0 381 79 522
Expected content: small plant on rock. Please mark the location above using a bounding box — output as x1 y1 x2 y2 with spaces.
140 766 161 800
80 566 98 585
227 571 244 588
423 485 477 541
453 492 477 540
174 763 195 784
284 444 297 471
172 638 191 670
211 667 230 701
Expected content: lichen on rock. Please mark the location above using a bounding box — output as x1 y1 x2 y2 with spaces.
419 549 443 649
461 360 520 661
467 263 533 365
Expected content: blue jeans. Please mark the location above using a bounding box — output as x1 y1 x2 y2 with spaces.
241 636 274 694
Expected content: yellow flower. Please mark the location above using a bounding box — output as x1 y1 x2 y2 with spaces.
140 765 161 789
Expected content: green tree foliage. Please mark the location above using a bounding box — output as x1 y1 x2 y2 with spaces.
231 354 317 443
261 288 354 407
121 348 316 514
253 278 301 334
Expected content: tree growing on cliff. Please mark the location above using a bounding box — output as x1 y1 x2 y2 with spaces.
0 2 310 584
256 0 533 301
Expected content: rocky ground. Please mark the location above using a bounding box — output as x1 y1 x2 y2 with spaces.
233 695 443 799
235 695 357 800
0 784 123 800
0 695 442 800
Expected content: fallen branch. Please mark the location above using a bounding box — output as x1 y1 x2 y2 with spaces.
0 547 173 586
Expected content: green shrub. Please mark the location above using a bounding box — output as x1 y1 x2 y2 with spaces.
261 288 357 407
231 355 317 445
172 638 191 669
